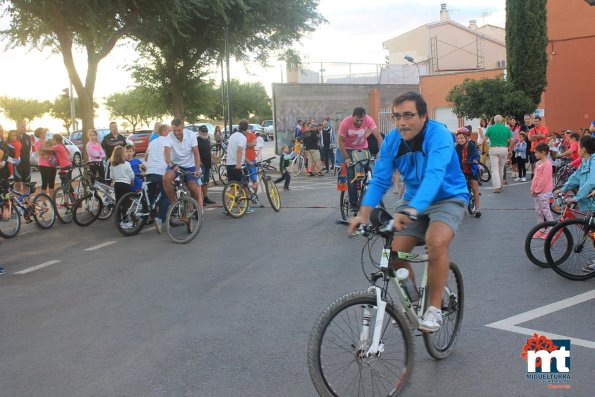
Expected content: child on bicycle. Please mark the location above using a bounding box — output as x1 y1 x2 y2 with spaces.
455 127 481 218
530 142 554 238
125 144 145 192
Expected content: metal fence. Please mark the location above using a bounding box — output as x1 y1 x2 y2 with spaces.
378 107 394 135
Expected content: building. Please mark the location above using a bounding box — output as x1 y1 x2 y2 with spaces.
382 3 507 81
544 0 595 132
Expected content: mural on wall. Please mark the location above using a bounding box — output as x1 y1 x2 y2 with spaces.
274 105 352 150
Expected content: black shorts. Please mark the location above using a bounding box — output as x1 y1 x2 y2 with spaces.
226 165 244 182
201 166 211 185
14 163 31 182
528 152 537 164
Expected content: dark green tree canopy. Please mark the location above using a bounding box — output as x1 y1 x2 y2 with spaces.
446 77 536 120
105 87 166 131
506 0 548 105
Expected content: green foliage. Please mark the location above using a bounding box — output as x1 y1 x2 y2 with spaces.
224 80 272 123
130 0 323 120
0 96 51 124
446 77 536 120
506 0 548 105
104 87 165 131
50 96 79 132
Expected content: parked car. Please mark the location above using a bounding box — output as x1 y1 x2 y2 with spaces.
128 130 152 153
262 120 274 141
69 128 135 152
30 132 82 168
185 123 215 140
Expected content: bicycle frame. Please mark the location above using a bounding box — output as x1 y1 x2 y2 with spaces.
361 221 431 357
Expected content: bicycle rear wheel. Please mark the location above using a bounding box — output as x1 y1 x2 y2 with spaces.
339 191 352 222
264 177 281 211
0 202 20 238
307 291 413 397
166 196 203 244
549 188 565 215
33 193 56 229
222 181 248 218
97 190 115 220
73 192 103 227
524 221 559 268
422 262 464 359
114 191 146 236
53 187 75 224
544 218 595 280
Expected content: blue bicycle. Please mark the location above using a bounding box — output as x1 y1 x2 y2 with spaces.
0 182 56 238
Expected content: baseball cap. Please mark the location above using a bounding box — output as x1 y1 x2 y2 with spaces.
198 125 208 132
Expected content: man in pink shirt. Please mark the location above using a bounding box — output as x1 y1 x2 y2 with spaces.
338 107 383 213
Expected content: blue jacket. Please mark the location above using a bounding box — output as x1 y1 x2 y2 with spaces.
362 120 469 213
562 155 595 211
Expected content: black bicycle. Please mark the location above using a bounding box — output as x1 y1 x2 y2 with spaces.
339 158 385 222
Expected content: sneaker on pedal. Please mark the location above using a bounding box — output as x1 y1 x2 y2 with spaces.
532 230 545 239
120 221 133 229
155 218 163 234
582 259 595 273
419 306 442 333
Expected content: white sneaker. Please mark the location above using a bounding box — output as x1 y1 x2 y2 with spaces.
119 221 133 229
419 306 442 333
514 177 521 182
521 177 526 182
155 218 163 234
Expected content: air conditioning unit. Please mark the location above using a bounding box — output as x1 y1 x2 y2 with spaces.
498 60 507 69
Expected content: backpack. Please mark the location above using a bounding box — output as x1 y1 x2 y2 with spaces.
48 153 59 167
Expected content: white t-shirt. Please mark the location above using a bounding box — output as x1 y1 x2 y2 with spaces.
166 129 198 168
256 136 265 160
227 131 247 166
146 136 168 175
111 162 134 185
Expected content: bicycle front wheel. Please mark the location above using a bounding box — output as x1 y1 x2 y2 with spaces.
307 291 413 397
53 187 75 224
544 218 595 280
264 177 281 211
291 155 304 177
33 193 56 229
114 191 146 236
218 165 228 184
0 202 20 238
478 162 491 183
467 189 477 215
73 192 103 227
422 262 464 359
339 191 352 222
166 196 203 244
97 190 115 220
524 221 559 268
222 181 248 218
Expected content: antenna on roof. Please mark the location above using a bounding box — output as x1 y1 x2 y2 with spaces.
481 11 492 25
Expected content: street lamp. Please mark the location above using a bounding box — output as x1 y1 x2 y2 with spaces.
404 55 420 83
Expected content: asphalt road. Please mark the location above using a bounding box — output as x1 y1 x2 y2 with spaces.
0 165 594 396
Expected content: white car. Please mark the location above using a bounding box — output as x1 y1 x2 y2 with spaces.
262 120 274 141
30 132 82 168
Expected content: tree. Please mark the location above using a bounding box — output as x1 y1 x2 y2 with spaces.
222 80 271 123
446 77 536 120
0 96 51 125
50 96 80 132
1 0 144 140
130 0 323 121
506 0 548 105
104 87 165 131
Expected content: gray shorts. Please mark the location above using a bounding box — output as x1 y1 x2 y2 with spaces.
394 198 466 242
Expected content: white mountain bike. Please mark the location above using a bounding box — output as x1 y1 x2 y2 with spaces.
307 208 464 396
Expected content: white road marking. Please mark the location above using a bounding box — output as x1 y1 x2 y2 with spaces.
486 289 595 349
84 241 117 251
15 260 61 275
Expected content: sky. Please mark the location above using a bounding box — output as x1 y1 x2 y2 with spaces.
0 0 506 132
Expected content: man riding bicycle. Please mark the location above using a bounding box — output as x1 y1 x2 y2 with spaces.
338 107 383 215
348 92 469 332
163 118 203 215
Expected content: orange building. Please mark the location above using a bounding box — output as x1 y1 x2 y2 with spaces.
545 0 595 132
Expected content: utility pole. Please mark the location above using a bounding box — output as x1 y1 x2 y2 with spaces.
224 23 232 136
